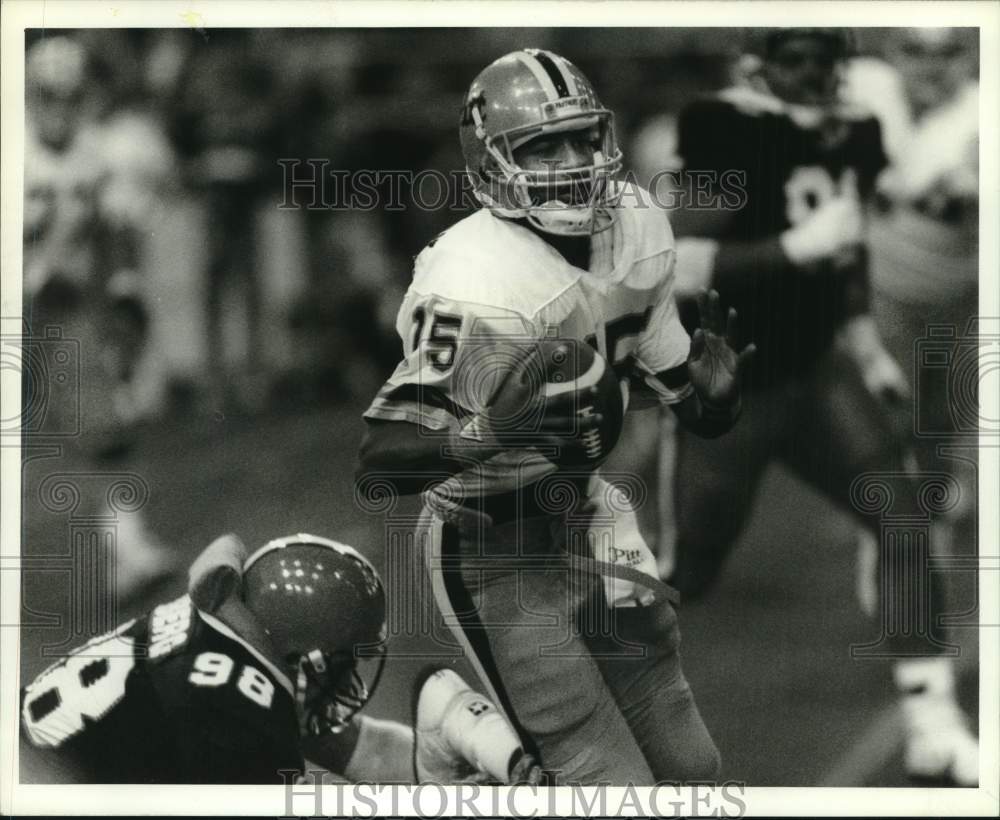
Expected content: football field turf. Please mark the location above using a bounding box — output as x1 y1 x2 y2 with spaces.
18 400 978 786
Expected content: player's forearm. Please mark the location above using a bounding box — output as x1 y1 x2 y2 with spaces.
300 715 415 783
672 183 794 300
673 234 798 303
687 233 871 322
711 236 794 297
835 314 888 367
840 251 872 319
356 419 502 496
343 717 415 783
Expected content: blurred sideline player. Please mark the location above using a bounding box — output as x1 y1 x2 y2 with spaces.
844 28 979 595
21 533 532 785
634 29 976 784
23 35 174 597
358 49 753 784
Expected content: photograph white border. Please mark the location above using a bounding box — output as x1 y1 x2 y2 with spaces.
1 0 997 815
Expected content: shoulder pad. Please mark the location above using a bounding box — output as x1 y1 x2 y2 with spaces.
413 210 579 319
609 182 675 289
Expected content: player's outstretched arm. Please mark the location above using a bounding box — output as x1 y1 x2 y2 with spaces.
672 289 755 438
356 418 503 496
835 314 911 405
299 668 540 785
670 101 871 304
357 344 605 496
300 715 415 783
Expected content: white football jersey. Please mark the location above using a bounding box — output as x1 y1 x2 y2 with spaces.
364 183 692 434
23 122 105 296
842 58 978 304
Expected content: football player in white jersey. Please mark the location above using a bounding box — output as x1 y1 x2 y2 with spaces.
357 49 753 784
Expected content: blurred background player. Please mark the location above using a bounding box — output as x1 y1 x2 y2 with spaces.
843 27 980 785
21 533 533 785
357 49 753 784
625 27 977 784
844 26 979 596
23 35 176 599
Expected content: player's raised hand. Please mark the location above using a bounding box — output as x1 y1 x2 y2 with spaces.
688 289 755 408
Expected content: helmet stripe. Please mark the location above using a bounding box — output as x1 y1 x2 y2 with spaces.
531 50 571 98
551 53 580 96
243 533 371 573
514 50 560 101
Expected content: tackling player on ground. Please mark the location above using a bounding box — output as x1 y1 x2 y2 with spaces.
21 533 531 785
633 28 977 785
357 49 753 784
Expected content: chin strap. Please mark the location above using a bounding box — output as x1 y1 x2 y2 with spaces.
296 648 386 738
297 649 353 738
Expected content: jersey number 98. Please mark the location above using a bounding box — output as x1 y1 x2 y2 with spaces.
22 634 136 748
188 652 275 708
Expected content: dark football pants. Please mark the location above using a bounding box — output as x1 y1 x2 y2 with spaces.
666 348 950 655
421 513 720 785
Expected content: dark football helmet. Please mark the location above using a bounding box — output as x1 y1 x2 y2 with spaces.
760 28 856 108
242 533 387 735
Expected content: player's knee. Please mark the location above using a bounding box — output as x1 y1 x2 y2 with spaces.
498 640 607 742
687 738 722 782
611 598 680 654
530 694 640 783
647 713 722 783
642 719 721 784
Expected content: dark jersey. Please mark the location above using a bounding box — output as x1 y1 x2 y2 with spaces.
20 594 303 784
675 87 889 385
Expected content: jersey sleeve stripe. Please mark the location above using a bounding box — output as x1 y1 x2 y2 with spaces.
384 383 475 422
363 402 455 432
363 384 475 432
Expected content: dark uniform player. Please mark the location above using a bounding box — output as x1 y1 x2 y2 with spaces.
21 533 530 785
20 533 387 783
22 595 303 783
636 28 977 784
